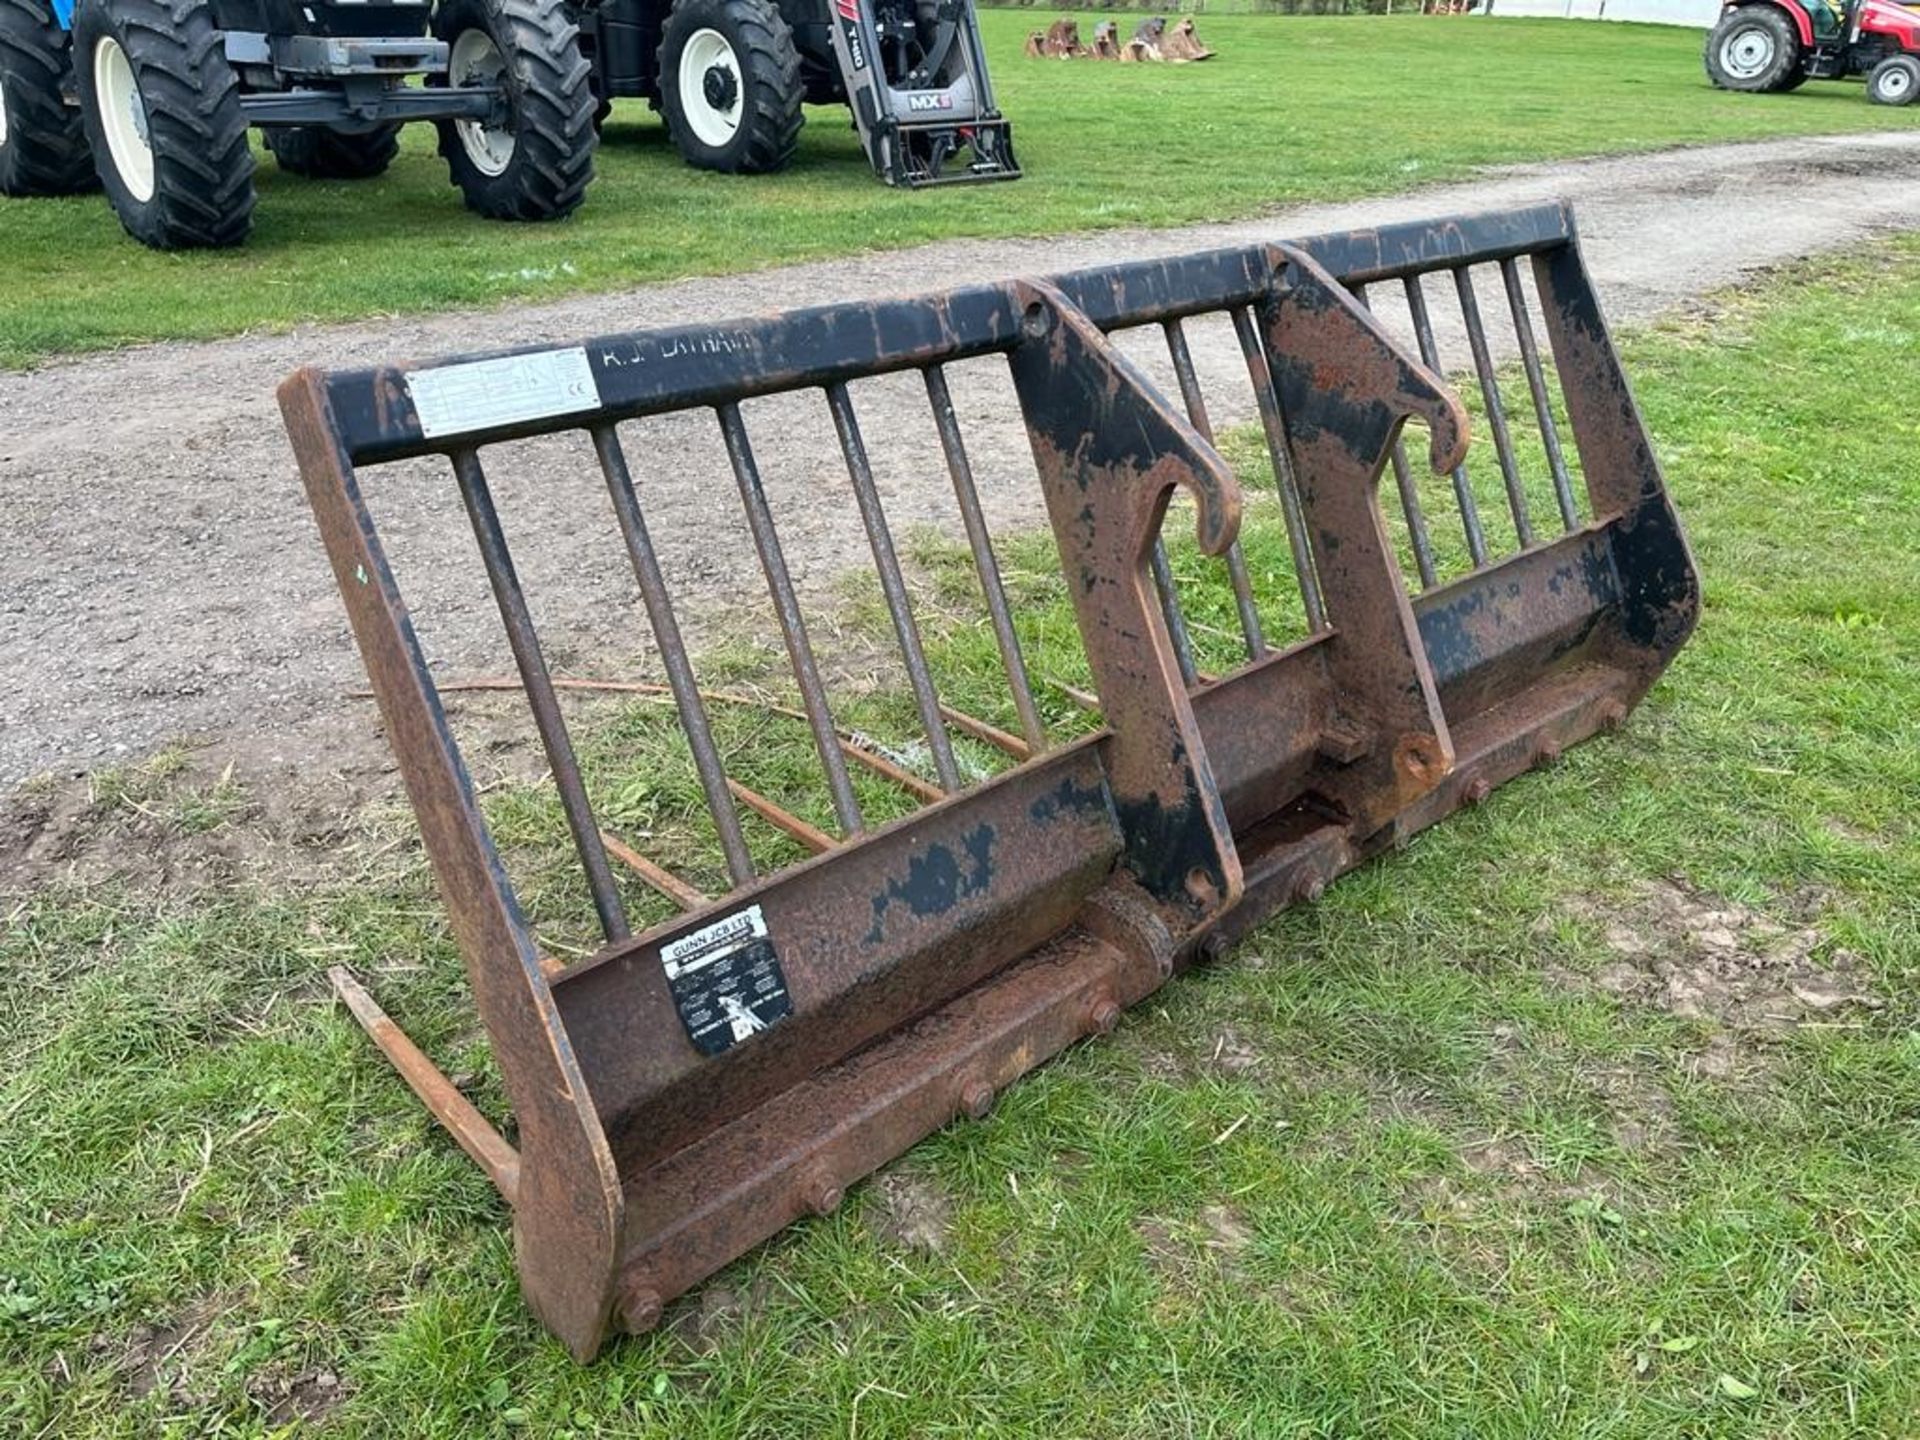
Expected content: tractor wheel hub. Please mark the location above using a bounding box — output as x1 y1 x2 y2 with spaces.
702 64 738 113
1722 27 1776 77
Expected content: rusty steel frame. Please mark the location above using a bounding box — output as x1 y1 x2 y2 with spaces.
280 201 1698 1361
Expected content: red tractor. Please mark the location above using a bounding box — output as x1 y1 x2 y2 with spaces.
1706 0 1920 104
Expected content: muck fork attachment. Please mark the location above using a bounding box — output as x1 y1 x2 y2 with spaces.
281 202 1697 1360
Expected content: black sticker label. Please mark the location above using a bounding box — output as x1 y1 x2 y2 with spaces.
659 905 792 1056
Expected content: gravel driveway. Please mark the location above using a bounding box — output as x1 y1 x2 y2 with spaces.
5 130 1919 793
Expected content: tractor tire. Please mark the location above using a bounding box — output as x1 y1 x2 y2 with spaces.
0 0 94 195
432 0 595 221
659 0 802 175
1867 53 1920 105
71 0 253 248
1703 4 1801 92
267 123 401 179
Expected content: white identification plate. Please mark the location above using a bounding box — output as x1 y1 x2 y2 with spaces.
658 905 791 1053
660 905 769 980
404 347 599 439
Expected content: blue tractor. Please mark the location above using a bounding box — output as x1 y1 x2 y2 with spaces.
0 0 1014 249
0 0 597 246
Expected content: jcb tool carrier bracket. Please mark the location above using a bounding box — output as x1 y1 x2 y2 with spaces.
281 202 1697 1361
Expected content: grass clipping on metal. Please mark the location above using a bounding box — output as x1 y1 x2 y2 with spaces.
3 238 1919 1435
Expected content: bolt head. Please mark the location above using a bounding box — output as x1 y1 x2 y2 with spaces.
960 1079 994 1119
808 1179 844 1217
620 1285 663 1333
1464 777 1492 806
1088 997 1123 1035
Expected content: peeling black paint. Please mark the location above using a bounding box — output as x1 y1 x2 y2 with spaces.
1418 600 1482 688
1029 774 1115 827
1113 782 1227 911
1272 360 1399 465
1581 534 1624 612
865 824 996 944
1611 505 1696 650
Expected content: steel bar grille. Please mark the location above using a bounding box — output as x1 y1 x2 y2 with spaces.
286 200 1698 1361
923 363 1049 753
318 206 1638 953
592 423 756 890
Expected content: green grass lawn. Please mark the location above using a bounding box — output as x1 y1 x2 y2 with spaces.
2 232 1917 1436
4 14 1920 367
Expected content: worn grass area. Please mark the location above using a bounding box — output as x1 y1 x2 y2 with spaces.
5 14 1920 367
4 239 1920 1437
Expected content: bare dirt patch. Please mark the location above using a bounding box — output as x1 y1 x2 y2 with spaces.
1398 1174 1512 1281
1410 1140 1637 1285
664 1278 775 1356
1589 1067 1680 1155
1136 1202 1255 1289
864 1170 955 1255
0 741 401 900
1824 815 1892 849
105 1295 226 1409
1460 1136 1542 1180
1563 879 1881 1040
1115 1021 1273 1085
1203 1028 1265 1079
251 1366 348 1429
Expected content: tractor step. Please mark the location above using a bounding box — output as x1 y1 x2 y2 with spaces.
240 86 495 127
282 201 1698 1361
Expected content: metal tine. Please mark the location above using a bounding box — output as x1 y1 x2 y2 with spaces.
592 424 756 890
825 382 962 794
1453 265 1534 550
1230 305 1327 631
598 828 710 911
1055 681 1101 714
329 968 520 1204
1402 273 1490 569
1352 283 1439 591
923 365 1047 754
1501 257 1581 532
938 701 1030 760
727 778 837 855
1161 318 1266 659
715 402 864 836
1150 542 1200 685
840 736 945 804
450 447 629 945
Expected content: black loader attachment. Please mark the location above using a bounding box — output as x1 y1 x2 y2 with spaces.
281 202 1697 1360
825 0 1017 185
578 0 1015 187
